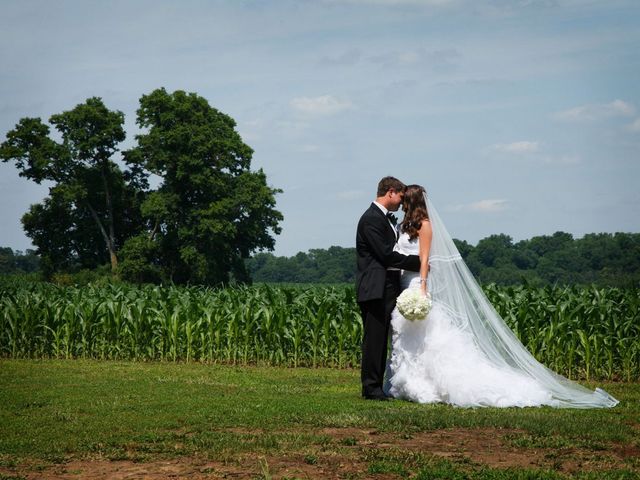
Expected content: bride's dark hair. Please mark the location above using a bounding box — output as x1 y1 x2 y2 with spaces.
401 184 429 240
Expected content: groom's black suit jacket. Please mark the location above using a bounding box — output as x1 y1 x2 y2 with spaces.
356 203 421 302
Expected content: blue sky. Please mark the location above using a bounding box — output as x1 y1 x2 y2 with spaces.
1 0 639 256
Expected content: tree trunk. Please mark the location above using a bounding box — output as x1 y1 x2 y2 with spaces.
109 250 118 272
100 163 118 273
86 202 118 272
149 220 159 241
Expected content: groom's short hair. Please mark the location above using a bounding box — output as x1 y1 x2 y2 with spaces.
377 176 406 197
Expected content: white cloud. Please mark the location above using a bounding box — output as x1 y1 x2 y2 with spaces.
446 199 508 213
469 199 509 212
554 100 636 122
290 95 353 115
489 142 580 165
628 118 640 133
492 141 539 154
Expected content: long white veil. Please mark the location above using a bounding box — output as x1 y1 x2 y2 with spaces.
425 193 618 408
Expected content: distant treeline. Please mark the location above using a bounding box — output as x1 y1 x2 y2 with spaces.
247 246 356 284
246 232 640 287
0 248 39 274
4 231 639 287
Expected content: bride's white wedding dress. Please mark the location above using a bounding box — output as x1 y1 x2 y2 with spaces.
386 232 554 407
384 195 618 409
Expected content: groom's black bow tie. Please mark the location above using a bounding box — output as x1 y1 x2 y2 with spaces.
386 212 397 225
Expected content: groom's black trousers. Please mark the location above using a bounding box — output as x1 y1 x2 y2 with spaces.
358 270 401 396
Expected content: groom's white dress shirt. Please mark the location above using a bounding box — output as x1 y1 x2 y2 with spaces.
373 201 397 234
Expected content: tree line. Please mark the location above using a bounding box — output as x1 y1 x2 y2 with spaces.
0 248 39 275
3 230 637 288
0 89 282 285
246 232 640 287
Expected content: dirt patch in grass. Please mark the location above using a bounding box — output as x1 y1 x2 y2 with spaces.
1 457 250 479
333 427 541 468
1 427 637 479
0 455 370 480
327 426 638 474
613 443 640 460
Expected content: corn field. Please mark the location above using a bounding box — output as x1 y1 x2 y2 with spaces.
485 284 640 381
0 280 362 368
1 279 638 380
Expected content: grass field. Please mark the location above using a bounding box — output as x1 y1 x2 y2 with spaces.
0 360 638 479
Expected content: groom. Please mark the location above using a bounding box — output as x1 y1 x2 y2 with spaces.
356 176 421 400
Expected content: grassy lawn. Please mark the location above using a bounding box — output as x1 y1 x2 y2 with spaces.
0 359 638 479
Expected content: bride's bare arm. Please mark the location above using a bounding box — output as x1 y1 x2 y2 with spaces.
418 219 433 294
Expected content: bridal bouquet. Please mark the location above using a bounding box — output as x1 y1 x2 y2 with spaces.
397 289 432 321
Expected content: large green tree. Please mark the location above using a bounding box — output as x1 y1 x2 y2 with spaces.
121 88 282 285
0 98 143 275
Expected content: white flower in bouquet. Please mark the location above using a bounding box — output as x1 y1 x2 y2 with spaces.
396 288 432 321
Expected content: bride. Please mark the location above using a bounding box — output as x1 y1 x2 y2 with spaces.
384 184 619 408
